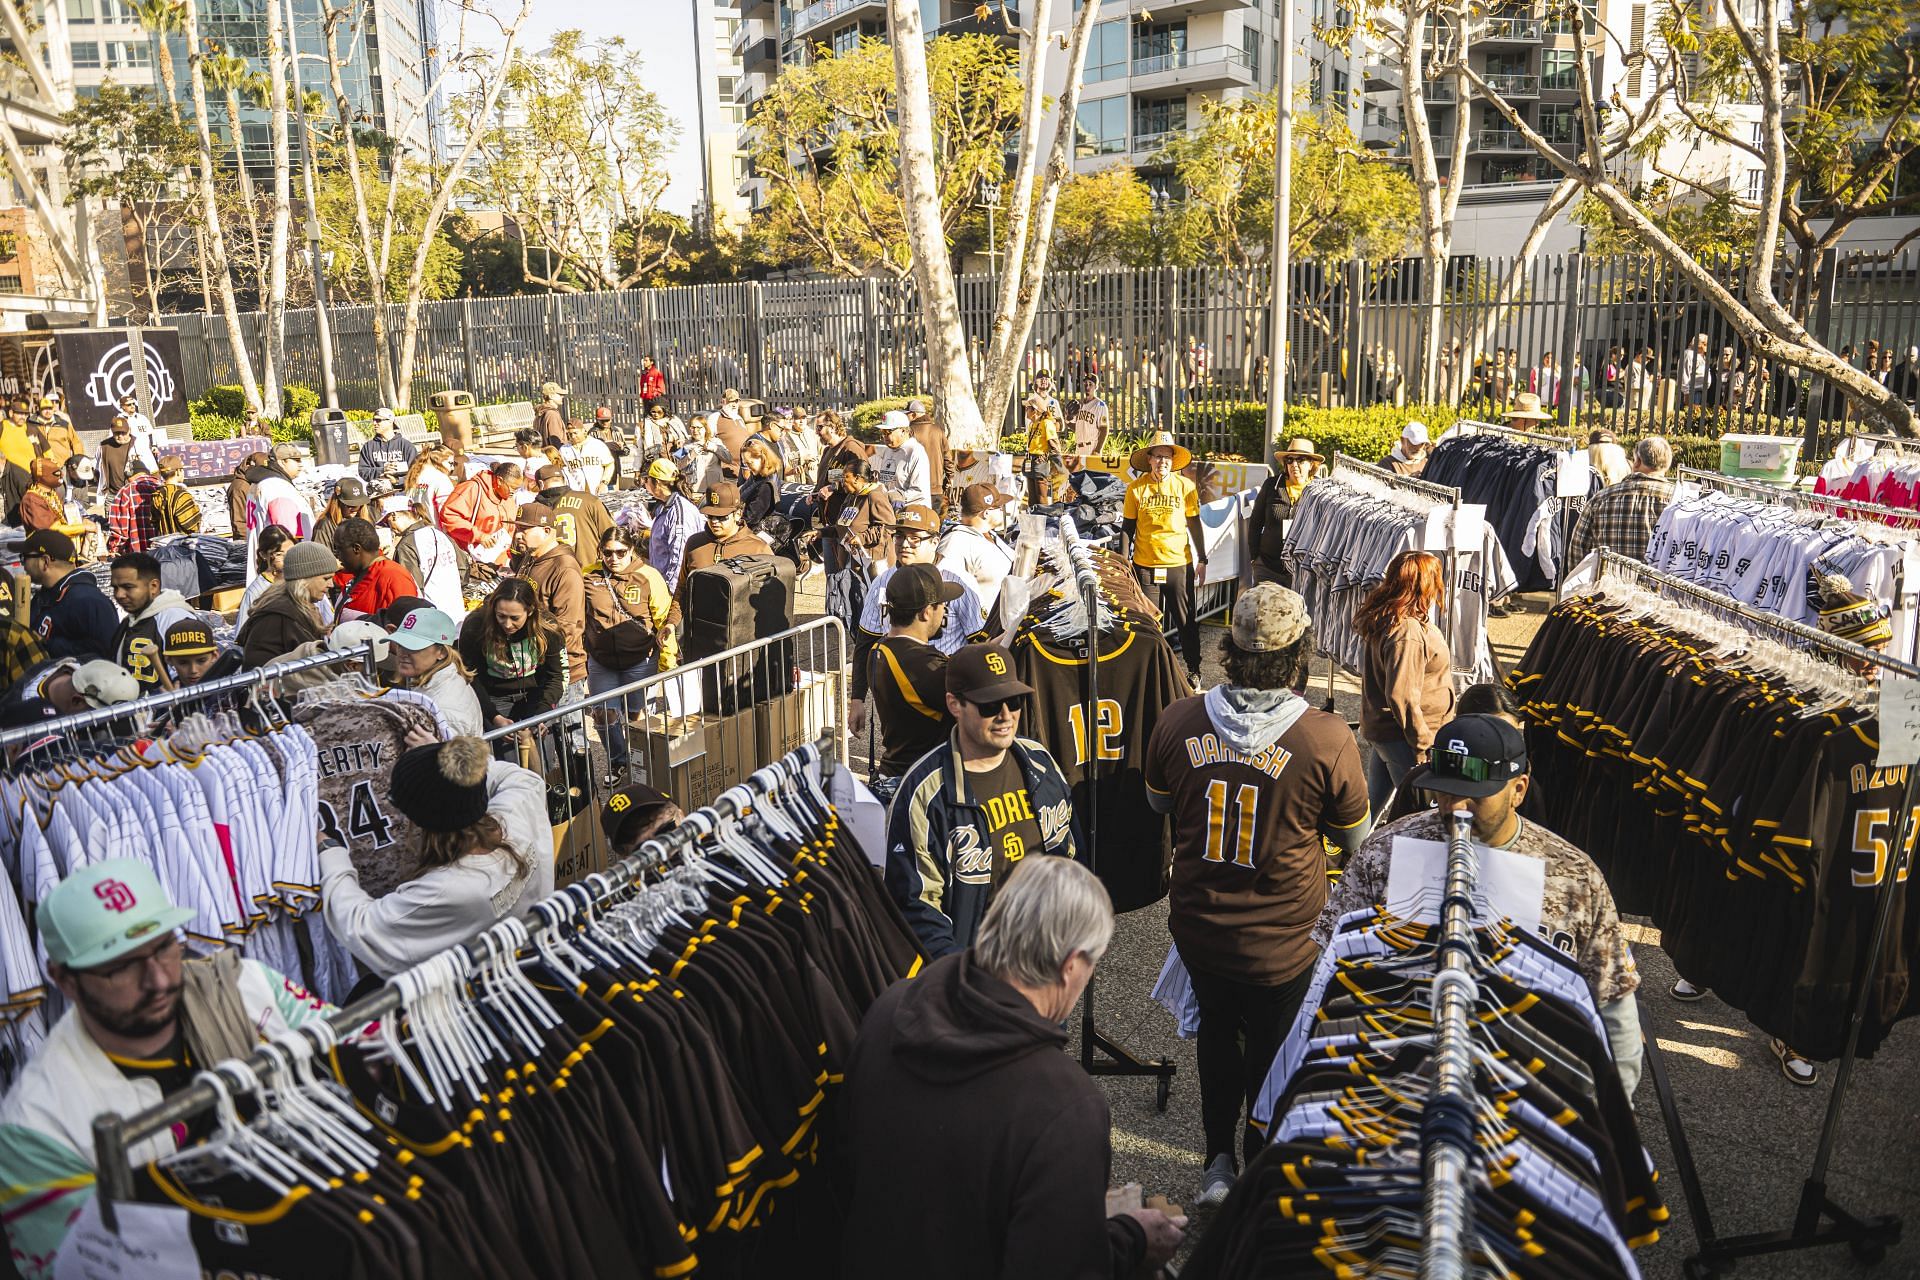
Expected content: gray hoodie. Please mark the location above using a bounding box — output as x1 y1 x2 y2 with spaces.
1204 683 1309 753
110 588 196 690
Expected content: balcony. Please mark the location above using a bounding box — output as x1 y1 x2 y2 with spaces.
730 17 758 56
790 0 885 38
1361 117 1400 148
1484 72 1540 97
1129 45 1256 94
742 36 776 70
1479 16 1542 41
1131 125 1189 158
1129 0 1247 14
1472 127 1532 152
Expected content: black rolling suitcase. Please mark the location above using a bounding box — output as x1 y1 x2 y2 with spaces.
684 554 797 714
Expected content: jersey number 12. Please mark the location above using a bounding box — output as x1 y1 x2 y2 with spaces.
1068 699 1124 766
1201 780 1260 868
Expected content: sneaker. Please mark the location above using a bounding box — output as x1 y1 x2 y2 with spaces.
1670 977 1707 1001
1188 671 1205 695
1769 1038 1819 1087
1194 1154 1235 1208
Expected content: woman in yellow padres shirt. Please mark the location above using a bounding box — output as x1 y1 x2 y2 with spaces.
1122 431 1207 686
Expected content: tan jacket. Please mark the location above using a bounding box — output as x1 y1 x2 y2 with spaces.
1359 615 1454 751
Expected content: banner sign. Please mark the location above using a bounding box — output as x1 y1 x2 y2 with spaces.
54 328 190 431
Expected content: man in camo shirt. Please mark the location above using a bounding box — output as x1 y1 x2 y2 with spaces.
1313 713 1644 1095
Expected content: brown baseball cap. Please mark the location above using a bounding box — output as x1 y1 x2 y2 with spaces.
895 504 940 535
959 484 1003 516
515 502 557 529
700 482 743 516
535 463 565 485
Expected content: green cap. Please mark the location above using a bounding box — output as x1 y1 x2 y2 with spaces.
40 858 194 969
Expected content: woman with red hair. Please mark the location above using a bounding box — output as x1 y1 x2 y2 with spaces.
1354 549 1455 813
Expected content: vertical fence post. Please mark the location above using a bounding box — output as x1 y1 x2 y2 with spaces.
459 298 478 395
747 282 766 403
1164 265 1180 429
1344 259 1365 407
1807 249 1842 458
863 278 882 405
1557 251 1584 428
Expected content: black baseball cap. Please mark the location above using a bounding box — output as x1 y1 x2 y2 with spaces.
945 642 1033 703
20 529 75 562
600 782 680 848
377 595 435 629
515 502 557 529
1403 714 1529 799
890 563 963 616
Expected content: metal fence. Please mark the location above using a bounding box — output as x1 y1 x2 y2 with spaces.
480 617 848 888
168 247 1920 458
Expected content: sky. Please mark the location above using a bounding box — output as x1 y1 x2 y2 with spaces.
475 0 708 219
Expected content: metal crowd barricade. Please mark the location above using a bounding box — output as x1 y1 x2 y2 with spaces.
481 618 849 886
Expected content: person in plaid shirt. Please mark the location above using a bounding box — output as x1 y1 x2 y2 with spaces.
105 472 165 555
1567 435 1673 565
0 617 47 695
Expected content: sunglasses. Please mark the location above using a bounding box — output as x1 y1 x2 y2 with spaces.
964 697 1023 717
1426 748 1507 782
603 544 635 557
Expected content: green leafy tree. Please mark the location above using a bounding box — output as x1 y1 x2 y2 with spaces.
1573 185 1761 260
314 167 462 304
750 33 1024 279
1047 167 1155 274
463 30 677 293
62 83 195 318
1647 0 1920 305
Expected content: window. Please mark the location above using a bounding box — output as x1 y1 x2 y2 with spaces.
66 0 94 24
0 276 23 296
831 24 858 55
1309 57 1324 103
69 40 100 68
1331 67 1349 109
1074 96 1126 157
1744 168 1764 202
1542 48 1578 90
1133 98 1186 144
1086 21 1127 84
1483 156 1538 183
1132 21 1186 68
1539 103 1577 144
1242 26 1260 78
104 40 149 68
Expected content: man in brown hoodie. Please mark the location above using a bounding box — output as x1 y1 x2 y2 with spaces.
511 502 586 689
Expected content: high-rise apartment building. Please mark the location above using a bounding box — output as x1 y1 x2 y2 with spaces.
1052 0 1365 194
704 0 751 232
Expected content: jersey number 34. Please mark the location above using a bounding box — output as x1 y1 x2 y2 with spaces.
319 780 398 850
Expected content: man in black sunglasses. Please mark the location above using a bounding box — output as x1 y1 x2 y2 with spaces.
884 642 1079 957
1312 713 1645 1097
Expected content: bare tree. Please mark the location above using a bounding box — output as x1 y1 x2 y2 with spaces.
263 0 291 412
181 0 260 413
1452 0 1917 433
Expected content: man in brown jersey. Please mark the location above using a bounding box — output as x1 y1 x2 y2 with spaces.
1144 583 1369 1207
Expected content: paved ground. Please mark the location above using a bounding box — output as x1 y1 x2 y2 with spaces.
810 575 1920 1277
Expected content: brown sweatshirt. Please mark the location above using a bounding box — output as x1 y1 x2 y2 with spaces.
1359 615 1454 751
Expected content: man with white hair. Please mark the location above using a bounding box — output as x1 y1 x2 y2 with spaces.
875 410 931 508
841 856 1186 1280
1567 435 1674 565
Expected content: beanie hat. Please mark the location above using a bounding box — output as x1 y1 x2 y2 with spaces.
1811 568 1893 649
281 540 340 581
389 735 490 833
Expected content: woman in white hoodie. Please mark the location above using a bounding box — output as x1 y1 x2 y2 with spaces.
321 735 550 978
387 607 484 736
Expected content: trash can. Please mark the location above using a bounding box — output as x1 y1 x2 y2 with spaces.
430 389 475 453
311 407 354 469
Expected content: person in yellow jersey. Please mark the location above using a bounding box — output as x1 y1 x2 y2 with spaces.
1122 431 1208 686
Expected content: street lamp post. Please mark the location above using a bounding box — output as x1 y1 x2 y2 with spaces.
1263 0 1294 469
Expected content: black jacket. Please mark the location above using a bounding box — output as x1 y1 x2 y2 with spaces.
28 568 117 660
236 584 325 668
840 951 1147 1280
358 432 416 483
456 609 567 724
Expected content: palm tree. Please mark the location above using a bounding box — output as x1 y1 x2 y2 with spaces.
203 47 263 281
181 0 262 414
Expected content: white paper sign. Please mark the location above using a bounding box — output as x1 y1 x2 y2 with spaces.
1876 676 1920 767
1384 835 1548 936
1739 438 1786 470
53 1199 199 1280
1555 448 1591 498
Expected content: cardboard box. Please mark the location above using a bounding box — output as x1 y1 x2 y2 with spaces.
550 803 616 887
633 709 752 813
755 673 841 764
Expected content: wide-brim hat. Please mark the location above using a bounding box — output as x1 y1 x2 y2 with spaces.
1506 392 1553 421
1276 437 1324 466
1129 431 1193 472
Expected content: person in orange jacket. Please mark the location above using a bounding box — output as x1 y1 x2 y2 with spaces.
440 461 520 567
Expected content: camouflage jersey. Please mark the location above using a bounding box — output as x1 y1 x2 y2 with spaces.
1312 809 1641 1005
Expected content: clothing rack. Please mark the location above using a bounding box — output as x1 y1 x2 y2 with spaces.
88 735 843 1232
1841 430 1920 457
1673 465 1920 526
1587 549 1911 1277
1451 417 1577 449
1423 809 1480 1279
1325 450 1468 665
0 644 379 751
1059 515 1176 1108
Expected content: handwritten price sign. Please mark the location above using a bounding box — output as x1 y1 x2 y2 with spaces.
1876 677 1920 768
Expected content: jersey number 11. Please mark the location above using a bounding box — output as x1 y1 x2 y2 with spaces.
1202 780 1259 868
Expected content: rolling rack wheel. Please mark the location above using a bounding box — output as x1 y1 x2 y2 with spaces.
1156 1072 1173 1112
1683 1255 1728 1280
